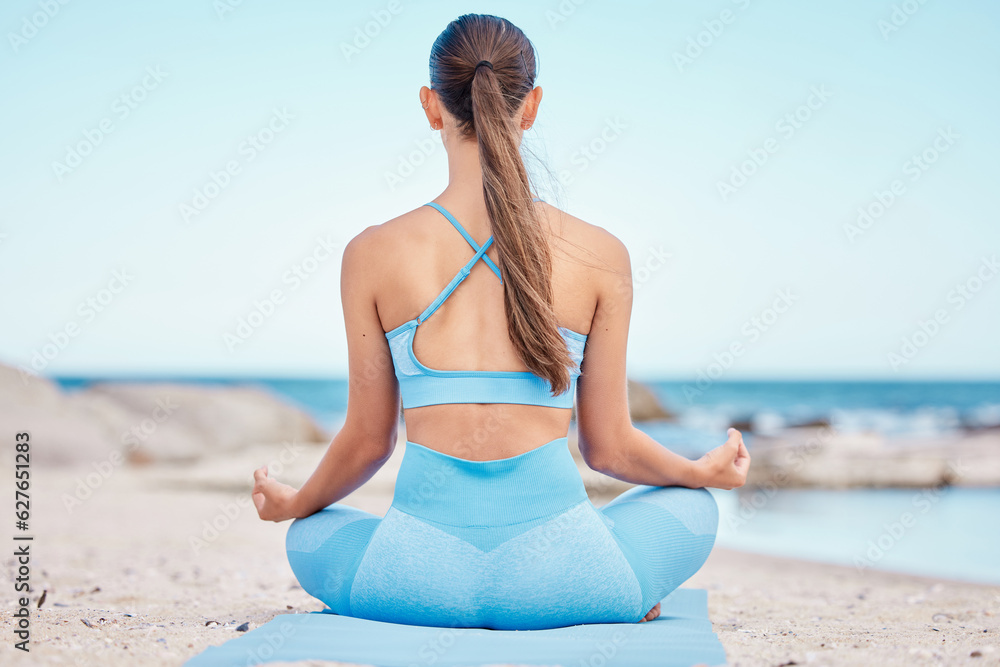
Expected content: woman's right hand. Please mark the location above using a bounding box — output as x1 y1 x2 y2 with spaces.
694 428 750 490
252 465 301 522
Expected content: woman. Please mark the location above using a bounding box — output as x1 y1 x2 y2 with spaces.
251 13 749 631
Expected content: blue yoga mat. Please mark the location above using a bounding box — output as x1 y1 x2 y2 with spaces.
185 588 727 667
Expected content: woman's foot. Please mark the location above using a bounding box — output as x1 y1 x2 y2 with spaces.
638 602 661 622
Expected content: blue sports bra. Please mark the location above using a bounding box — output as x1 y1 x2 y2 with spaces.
384 201 588 409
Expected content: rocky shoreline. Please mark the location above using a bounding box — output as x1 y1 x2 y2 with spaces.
4 363 997 489
741 425 1000 489
0 364 327 466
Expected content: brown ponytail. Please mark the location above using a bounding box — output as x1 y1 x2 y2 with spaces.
429 14 574 395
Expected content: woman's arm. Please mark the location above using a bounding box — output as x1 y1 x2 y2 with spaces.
253 227 401 521
574 232 749 491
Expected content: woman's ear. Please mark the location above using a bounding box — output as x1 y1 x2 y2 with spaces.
520 86 543 130
419 86 443 130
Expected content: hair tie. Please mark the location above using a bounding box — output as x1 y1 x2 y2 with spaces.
475 60 494 71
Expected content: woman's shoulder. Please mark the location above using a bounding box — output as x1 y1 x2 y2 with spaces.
337 209 434 296
539 202 631 272
341 206 437 261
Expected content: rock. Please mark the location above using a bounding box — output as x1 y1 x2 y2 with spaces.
729 418 754 433
84 382 327 462
788 417 832 428
626 379 675 421
569 378 674 422
236 622 250 632
0 363 328 466
0 364 61 406
744 426 1000 488
0 367 128 466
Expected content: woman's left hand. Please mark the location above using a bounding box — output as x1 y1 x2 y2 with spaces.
252 466 301 522
693 428 751 490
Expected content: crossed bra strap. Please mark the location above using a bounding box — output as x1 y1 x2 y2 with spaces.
425 202 502 282
417 198 545 325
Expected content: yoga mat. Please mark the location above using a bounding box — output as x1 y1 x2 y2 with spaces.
185 588 727 667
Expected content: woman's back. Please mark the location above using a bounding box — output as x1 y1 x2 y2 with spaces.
365 197 615 460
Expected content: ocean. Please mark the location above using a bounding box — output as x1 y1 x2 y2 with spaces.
55 377 1000 584
711 486 1000 585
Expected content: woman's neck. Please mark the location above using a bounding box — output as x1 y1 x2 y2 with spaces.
441 135 490 227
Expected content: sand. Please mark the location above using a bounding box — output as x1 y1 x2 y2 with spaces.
2 439 998 667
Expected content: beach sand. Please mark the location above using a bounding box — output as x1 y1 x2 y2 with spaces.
2 438 997 667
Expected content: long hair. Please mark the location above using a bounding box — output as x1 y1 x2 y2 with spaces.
429 13 574 396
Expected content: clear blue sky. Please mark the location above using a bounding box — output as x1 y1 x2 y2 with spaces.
1 0 997 379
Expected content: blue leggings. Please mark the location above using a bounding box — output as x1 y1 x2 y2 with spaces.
285 437 718 631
